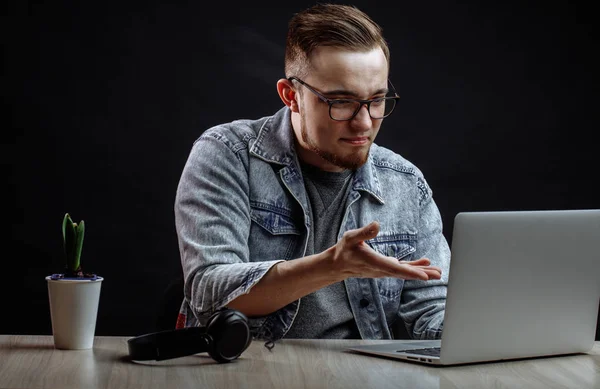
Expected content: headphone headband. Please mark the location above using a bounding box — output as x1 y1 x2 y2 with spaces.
128 326 211 361
127 308 251 363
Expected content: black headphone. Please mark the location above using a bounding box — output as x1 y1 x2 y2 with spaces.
127 308 251 363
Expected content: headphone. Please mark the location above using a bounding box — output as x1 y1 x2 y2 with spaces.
127 308 251 363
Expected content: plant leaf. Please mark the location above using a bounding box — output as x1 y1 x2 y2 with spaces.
64 214 76 271
62 213 69 253
74 219 85 271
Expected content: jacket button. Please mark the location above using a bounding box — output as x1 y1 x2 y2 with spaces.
360 299 369 308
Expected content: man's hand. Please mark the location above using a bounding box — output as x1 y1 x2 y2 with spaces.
326 221 442 281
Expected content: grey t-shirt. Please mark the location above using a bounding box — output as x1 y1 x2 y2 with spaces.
284 163 360 339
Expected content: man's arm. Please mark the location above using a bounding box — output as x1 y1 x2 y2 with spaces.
228 221 441 317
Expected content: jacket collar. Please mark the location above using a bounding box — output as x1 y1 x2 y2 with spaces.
249 107 297 166
250 107 384 204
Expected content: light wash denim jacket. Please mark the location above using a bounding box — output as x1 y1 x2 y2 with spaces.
175 107 450 341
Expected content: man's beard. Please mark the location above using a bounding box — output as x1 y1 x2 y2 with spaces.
300 112 370 170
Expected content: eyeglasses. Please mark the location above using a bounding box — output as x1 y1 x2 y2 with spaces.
288 76 400 121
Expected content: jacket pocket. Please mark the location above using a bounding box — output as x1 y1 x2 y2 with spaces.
250 206 301 235
249 205 301 261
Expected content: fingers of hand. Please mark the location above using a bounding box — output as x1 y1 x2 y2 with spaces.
343 221 380 245
421 267 443 280
403 258 431 266
398 258 442 279
342 245 442 281
394 262 442 280
397 266 429 281
372 254 430 280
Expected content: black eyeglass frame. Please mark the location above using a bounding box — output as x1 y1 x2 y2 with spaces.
287 76 400 121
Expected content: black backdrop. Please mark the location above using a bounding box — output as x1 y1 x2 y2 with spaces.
4 0 598 338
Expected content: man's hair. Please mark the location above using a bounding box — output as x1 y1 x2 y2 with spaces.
285 4 390 79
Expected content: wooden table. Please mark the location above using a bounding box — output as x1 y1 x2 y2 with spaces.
0 336 598 389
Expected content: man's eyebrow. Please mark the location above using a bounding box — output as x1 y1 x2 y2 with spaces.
321 87 389 98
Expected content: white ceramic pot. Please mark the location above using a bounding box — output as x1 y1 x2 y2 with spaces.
46 276 103 349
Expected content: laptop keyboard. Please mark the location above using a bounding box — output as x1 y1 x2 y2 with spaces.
400 347 441 357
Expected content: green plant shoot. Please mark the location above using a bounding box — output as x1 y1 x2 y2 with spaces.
62 213 85 272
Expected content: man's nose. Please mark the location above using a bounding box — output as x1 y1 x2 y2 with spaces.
350 104 372 130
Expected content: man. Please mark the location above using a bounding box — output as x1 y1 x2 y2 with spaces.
174 4 450 342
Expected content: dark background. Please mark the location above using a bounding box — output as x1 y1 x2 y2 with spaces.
3 0 598 338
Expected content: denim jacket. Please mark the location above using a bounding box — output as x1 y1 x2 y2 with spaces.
174 107 450 341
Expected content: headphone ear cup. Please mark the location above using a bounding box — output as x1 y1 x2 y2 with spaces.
206 309 250 363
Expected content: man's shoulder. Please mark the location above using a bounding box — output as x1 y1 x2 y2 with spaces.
369 143 425 179
193 114 273 149
369 144 433 202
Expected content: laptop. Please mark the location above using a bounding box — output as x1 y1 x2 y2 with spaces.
348 209 600 365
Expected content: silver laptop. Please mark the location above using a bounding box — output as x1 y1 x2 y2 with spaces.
348 209 600 365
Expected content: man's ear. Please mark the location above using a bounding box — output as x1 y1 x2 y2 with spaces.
276 79 299 112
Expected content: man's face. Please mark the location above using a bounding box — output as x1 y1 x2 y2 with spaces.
292 46 389 172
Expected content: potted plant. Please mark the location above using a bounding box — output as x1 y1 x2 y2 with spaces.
46 213 104 349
